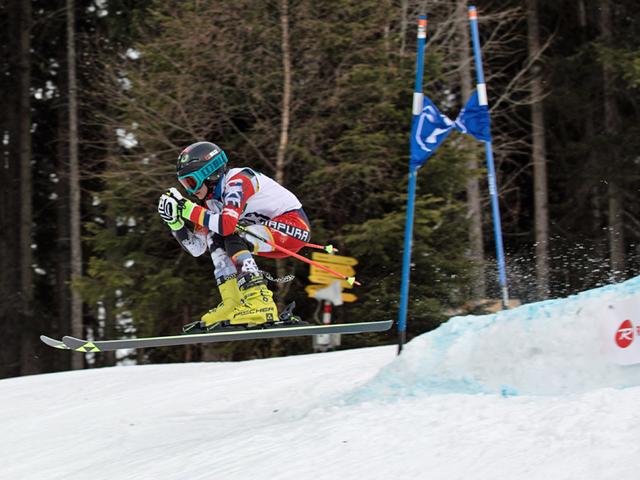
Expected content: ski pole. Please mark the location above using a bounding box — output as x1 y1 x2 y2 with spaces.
261 225 338 254
303 241 338 254
236 225 360 286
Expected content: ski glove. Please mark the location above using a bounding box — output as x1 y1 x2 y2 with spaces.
166 187 184 202
158 193 184 231
165 187 202 224
164 186 219 231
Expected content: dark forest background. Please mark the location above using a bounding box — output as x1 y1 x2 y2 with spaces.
2 0 640 377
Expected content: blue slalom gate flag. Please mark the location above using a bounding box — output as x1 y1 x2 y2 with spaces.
410 95 455 169
454 91 491 142
410 92 492 170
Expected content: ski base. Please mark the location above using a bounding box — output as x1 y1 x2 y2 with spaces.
44 320 393 353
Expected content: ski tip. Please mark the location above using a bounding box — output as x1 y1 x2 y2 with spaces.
40 335 71 350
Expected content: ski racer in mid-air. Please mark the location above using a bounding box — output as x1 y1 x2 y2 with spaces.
157 141 311 333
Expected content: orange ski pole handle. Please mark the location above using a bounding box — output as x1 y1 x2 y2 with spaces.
236 225 360 286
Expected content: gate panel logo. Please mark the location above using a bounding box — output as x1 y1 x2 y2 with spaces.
615 319 634 349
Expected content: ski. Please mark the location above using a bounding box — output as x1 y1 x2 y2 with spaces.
39 335 71 350
57 320 393 353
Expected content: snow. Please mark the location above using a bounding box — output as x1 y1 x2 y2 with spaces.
3 278 640 479
125 48 141 60
357 276 640 398
115 128 138 149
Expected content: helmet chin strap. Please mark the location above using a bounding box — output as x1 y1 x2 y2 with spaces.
212 172 225 200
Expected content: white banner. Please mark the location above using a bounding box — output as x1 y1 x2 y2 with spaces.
600 294 640 365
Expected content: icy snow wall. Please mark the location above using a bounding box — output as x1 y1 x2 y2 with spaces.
359 276 640 397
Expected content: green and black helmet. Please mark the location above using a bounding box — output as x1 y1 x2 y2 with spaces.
176 141 228 194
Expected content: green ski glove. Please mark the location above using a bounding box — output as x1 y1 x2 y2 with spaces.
166 187 198 223
158 193 184 231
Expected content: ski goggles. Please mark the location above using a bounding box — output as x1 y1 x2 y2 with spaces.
178 151 228 194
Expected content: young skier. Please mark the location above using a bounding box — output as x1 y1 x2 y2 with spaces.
157 141 311 333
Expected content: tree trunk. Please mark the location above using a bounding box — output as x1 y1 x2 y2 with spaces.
56 96 72 372
275 0 291 188
457 0 485 299
399 0 409 58
102 216 118 367
16 0 37 375
275 0 293 313
1 0 24 378
578 0 603 259
527 0 550 299
67 0 84 369
600 0 625 280
608 181 624 279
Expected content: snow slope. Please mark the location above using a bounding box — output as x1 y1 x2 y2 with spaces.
3 278 640 480
356 275 640 398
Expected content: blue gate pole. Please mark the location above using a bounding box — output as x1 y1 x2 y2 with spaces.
398 15 427 354
468 6 510 308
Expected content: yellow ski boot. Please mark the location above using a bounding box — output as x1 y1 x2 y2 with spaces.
229 273 278 327
202 276 242 325
183 276 242 334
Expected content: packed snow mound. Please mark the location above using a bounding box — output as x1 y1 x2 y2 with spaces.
355 276 640 397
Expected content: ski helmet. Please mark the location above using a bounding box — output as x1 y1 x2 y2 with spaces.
176 141 228 194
